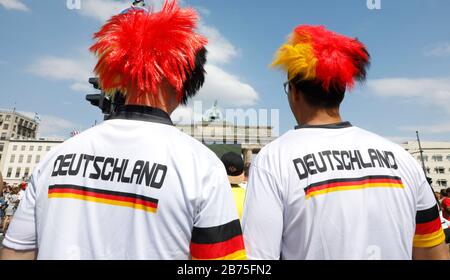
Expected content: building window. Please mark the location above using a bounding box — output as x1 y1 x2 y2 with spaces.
46 146 51 151
5 115 10 121
35 155 41 163
435 167 445 174
24 167 30 178
27 155 32 163
437 180 448 187
433 155 443 162
6 168 12 178
10 155 15 163
29 146 34 151
38 146 42 151
0 143 3 152
12 145 17 151
15 168 21 178
447 155 450 162
19 155 24 163
0 133 6 140
21 145 26 151
3 123 8 130
426 167 431 174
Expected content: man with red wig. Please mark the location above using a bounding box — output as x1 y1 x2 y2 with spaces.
242 25 449 260
1 0 245 260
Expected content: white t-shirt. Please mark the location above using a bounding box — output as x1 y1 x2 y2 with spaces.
17 190 25 201
4 106 245 260
243 122 445 260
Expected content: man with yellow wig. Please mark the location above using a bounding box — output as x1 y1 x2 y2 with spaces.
242 25 449 260
1 0 245 260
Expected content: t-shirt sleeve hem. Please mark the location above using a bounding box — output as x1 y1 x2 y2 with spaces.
2 235 37 251
413 231 446 248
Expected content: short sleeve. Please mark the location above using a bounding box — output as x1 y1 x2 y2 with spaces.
189 164 246 260
242 162 283 260
2 174 38 251
413 174 445 248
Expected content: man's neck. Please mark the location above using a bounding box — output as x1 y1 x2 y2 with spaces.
297 107 342 126
125 97 171 115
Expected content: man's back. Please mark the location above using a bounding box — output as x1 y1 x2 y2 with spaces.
4 107 245 260
243 123 445 260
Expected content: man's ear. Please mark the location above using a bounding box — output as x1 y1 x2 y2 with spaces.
291 85 302 101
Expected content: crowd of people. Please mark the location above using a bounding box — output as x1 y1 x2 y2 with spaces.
0 178 26 237
436 188 450 244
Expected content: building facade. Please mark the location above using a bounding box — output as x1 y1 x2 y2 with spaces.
0 110 39 167
401 141 450 191
0 138 63 184
0 110 38 140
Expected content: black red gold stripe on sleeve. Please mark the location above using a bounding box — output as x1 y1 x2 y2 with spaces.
48 185 158 213
190 220 246 260
304 175 404 199
414 204 445 248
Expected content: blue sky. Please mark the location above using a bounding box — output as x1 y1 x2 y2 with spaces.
0 0 450 142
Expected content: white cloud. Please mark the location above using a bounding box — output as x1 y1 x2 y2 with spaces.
70 82 92 92
77 0 165 22
399 123 450 134
77 0 129 22
27 56 94 93
20 111 79 138
367 77 450 136
195 6 210 16
0 0 30 11
38 115 79 138
198 64 258 106
367 77 450 113
198 23 239 65
384 136 414 144
424 43 450 57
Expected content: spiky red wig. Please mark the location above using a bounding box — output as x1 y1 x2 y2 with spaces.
272 25 370 91
90 0 208 104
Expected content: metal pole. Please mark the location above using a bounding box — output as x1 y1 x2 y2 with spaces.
416 131 427 174
417 131 441 207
